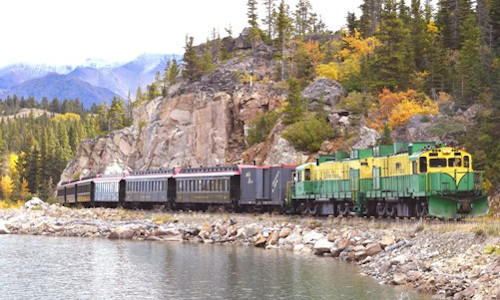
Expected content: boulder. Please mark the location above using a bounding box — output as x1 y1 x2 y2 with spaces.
313 238 334 255
266 231 279 245
279 227 291 238
337 239 354 251
254 236 267 247
354 250 367 261
0 222 10 234
302 230 324 244
365 243 382 256
352 126 380 149
392 273 408 285
301 78 347 111
390 255 408 265
108 224 143 239
380 235 395 249
24 197 47 210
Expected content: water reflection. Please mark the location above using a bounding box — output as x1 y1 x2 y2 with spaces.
0 235 428 300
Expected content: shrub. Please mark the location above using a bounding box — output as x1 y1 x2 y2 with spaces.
246 111 280 146
282 113 336 152
337 92 371 115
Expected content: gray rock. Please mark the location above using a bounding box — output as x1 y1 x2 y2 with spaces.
352 126 380 149
365 243 382 256
302 231 324 244
301 78 347 112
0 222 10 234
392 273 408 285
313 238 334 255
24 197 47 210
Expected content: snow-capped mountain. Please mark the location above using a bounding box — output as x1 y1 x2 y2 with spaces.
0 53 180 107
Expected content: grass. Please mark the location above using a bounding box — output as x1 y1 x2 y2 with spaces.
0 200 25 210
152 214 174 225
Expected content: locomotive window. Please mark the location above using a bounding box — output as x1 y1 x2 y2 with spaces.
305 169 311 181
448 158 461 167
395 163 401 170
419 157 427 173
464 156 470 168
430 158 447 167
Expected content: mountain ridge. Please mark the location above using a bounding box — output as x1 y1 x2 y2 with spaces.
0 53 181 107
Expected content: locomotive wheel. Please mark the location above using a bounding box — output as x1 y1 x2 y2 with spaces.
337 203 349 216
376 203 387 217
386 204 396 217
297 203 307 215
309 204 319 216
415 203 428 218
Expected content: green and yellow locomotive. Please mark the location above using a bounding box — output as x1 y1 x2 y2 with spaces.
289 142 489 219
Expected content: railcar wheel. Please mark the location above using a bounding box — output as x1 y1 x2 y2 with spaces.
337 203 349 216
386 204 396 217
297 202 307 215
415 202 428 218
309 204 319 216
376 203 387 217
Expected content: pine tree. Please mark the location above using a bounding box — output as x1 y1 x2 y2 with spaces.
457 13 483 106
275 0 292 80
182 36 202 80
282 78 305 124
294 0 312 36
247 0 259 28
370 0 412 91
436 0 473 49
346 12 359 35
262 0 276 38
109 97 125 131
410 0 427 72
492 0 500 51
359 0 383 37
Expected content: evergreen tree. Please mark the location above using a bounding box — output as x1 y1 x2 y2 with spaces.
275 0 292 80
282 78 305 124
457 13 483 106
262 0 276 38
294 0 312 36
182 36 202 80
410 0 427 71
247 0 259 28
436 0 473 49
108 97 125 131
491 0 500 51
370 0 413 91
359 0 383 37
346 12 359 35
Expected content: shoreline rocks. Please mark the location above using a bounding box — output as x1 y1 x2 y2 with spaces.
0 204 499 299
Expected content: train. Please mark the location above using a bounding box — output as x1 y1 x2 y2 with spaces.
290 142 489 219
57 142 489 219
57 165 296 212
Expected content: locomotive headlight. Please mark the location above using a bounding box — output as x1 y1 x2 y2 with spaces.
442 149 451 154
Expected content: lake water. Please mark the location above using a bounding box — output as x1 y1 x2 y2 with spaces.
0 235 428 300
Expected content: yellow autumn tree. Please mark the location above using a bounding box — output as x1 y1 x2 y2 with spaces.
0 175 14 200
316 29 378 83
52 112 81 122
19 178 29 201
8 153 18 178
368 89 439 131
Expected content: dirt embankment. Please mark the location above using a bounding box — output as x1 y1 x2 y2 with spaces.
0 203 499 300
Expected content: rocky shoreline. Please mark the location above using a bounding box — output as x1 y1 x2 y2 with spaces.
0 202 499 300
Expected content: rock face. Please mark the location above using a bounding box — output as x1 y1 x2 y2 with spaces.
301 78 347 112
61 47 301 181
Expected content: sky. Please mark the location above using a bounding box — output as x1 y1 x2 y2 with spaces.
0 0 363 67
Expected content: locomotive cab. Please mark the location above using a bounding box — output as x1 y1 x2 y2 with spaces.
415 146 488 218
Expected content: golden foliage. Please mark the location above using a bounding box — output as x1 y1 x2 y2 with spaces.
20 178 29 201
0 175 14 200
427 21 439 34
8 153 18 178
0 200 24 210
368 89 439 131
316 29 378 82
52 113 81 122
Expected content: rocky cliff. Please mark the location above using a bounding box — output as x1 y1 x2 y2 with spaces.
60 31 481 182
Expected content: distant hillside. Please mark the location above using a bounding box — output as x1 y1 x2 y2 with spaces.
0 54 180 107
0 108 57 121
7 74 118 108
